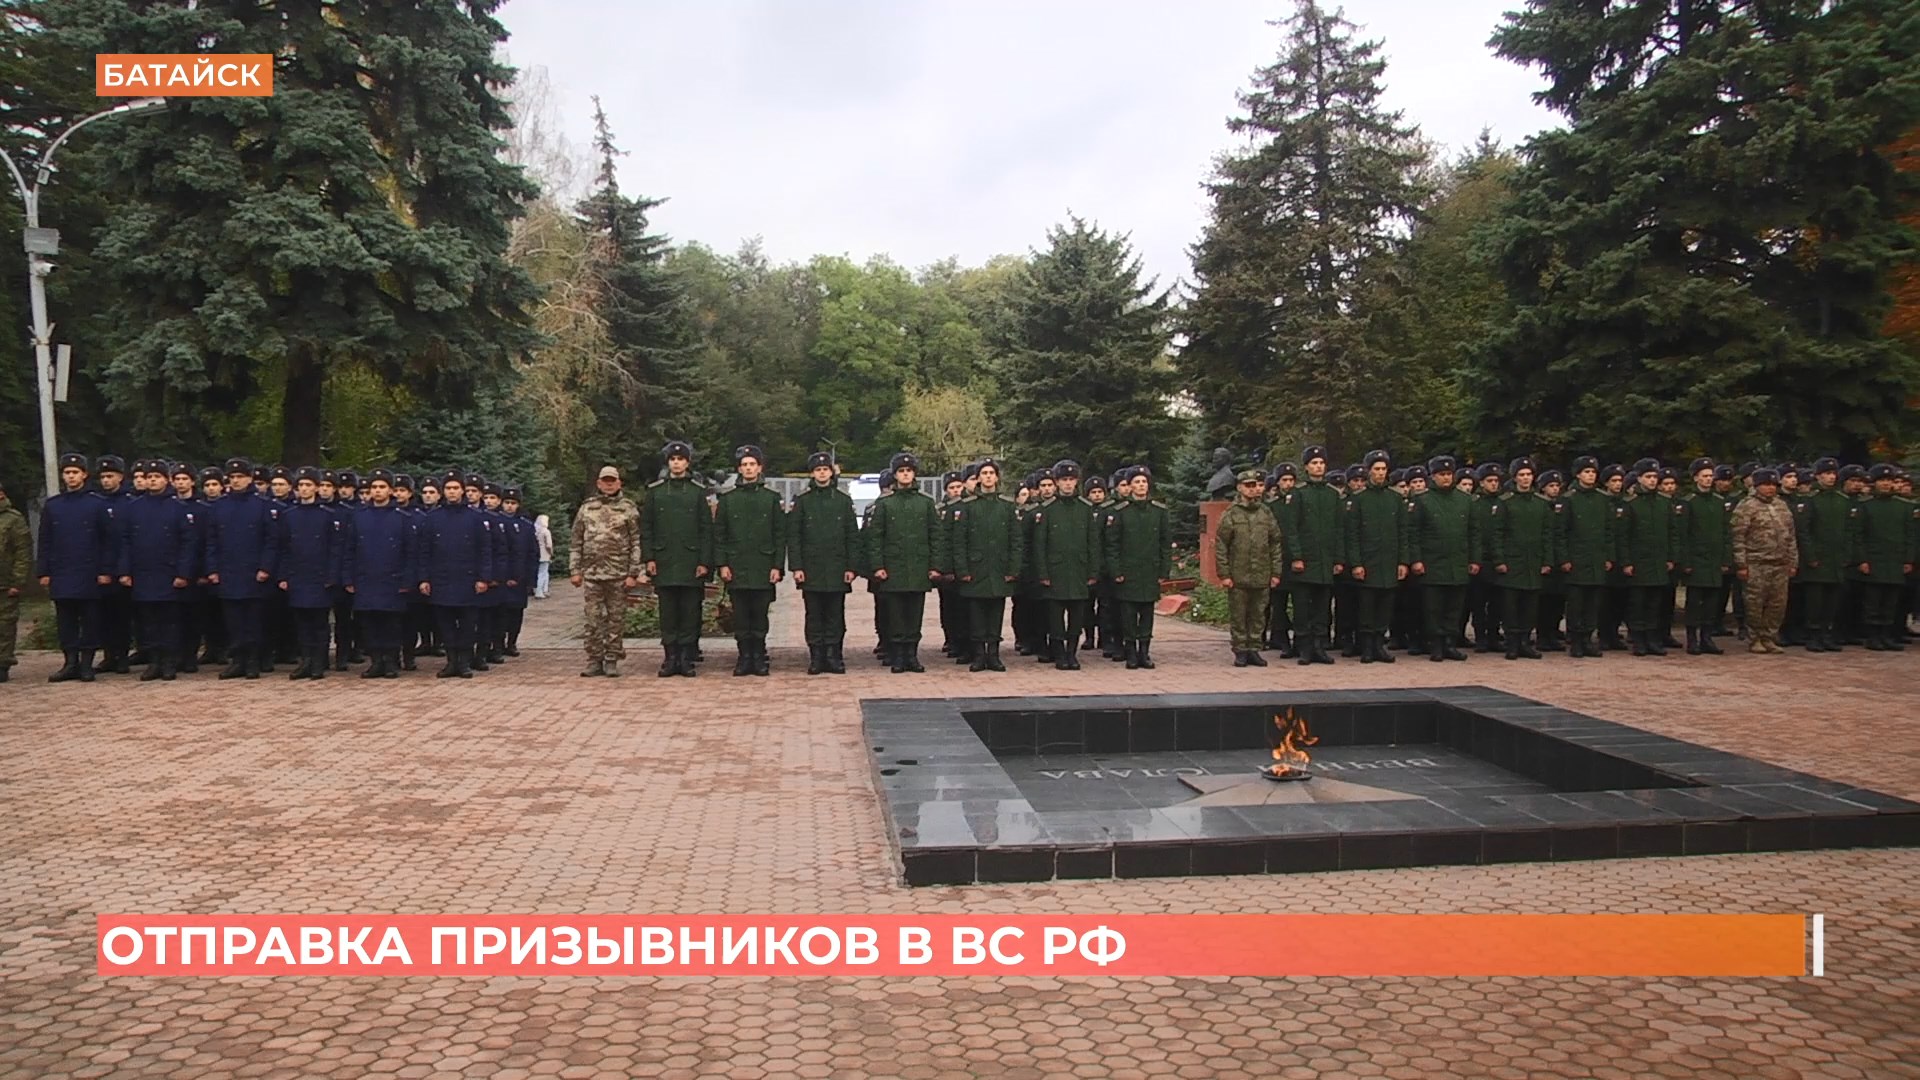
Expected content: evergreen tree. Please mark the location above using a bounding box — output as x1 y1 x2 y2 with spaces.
1473 0 1920 462
991 217 1178 475
1181 0 1430 455
571 97 700 474
36 0 540 465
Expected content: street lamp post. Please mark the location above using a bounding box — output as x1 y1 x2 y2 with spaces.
0 96 166 499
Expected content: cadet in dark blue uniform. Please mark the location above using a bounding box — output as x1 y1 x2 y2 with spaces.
118 461 199 680
37 453 116 682
165 463 206 673
326 469 364 670
419 472 493 678
191 467 230 667
499 486 533 656
345 470 417 678
461 474 500 671
205 457 283 679
406 476 442 665
264 465 298 670
277 467 343 680
92 454 135 673
480 481 516 665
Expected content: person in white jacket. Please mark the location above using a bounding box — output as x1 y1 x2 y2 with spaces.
533 513 554 599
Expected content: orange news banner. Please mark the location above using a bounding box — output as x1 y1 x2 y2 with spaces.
98 914 1808 977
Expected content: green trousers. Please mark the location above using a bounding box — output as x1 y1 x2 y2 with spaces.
1227 587 1269 651
729 587 772 643
1357 587 1394 634
802 592 846 645
1421 584 1466 643
1120 600 1155 641
657 586 704 646
883 592 927 644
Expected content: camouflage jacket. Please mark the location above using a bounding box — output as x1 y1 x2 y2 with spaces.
569 493 643 580
0 494 26 588
1730 492 1798 569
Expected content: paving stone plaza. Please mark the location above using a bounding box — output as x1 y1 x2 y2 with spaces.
3 598 1916 1079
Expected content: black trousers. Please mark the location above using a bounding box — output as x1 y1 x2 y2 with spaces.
434 606 475 655
1357 587 1394 633
1656 585 1676 639
331 592 356 655
222 598 264 653
1502 588 1539 643
872 591 889 645
134 601 179 653
1333 581 1358 642
292 605 331 649
472 605 494 655
198 594 227 654
970 595 1007 644
1392 583 1420 644
730 587 772 643
1626 585 1667 633
1468 576 1501 641
882 592 926 644
1564 584 1605 636
1265 585 1291 646
100 586 132 659
1097 585 1121 645
270 590 295 659
1863 582 1906 629
937 583 963 645
657 586 704 646
1049 598 1087 645
802 591 846 644
500 605 525 644
1421 584 1466 643
360 609 402 651
408 598 435 651
1292 583 1332 640
1602 584 1629 638
1684 585 1722 629
1120 600 1155 641
54 598 100 650
1803 582 1841 632
1538 590 1566 642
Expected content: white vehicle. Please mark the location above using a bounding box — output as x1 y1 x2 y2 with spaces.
845 473 883 525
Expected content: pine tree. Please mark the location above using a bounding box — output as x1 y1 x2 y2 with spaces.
991 217 1178 476
35 0 540 465
1181 0 1430 456
1473 0 1920 462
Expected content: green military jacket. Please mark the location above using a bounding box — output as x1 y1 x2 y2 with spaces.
642 475 713 586
1104 497 1172 603
1090 497 1122 585
1849 494 1918 584
866 487 946 593
1212 496 1282 587
953 491 1022 599
1617 486 1681 586
714 480 786 591
1342 482 1408 590
1676 487 1734 587
1489 490 1553 592
1795 486 1852 584
786 480 858 593
1278 479 1344 585
1407 485 1476 587
1032 494 1102 601
0 494 26 588
1555 483 1615 586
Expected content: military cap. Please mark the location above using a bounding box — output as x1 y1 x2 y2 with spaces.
420 475 442 491
334 470 358 488
1539 469 1565 487
1388 468 1406 485
393 473 414 490
1474 462 1503 482
733 444 765 466
1236 468 1265 485
1052 459 1082 481
877 472 895 492
1084 474 1107 493
1599 464 1625 483
197 466 222 484
1868 463 1899 481
1110 470 1126 489
1713 465 1734 482
1345 464 1366 482
1794 468 1815 486
1405 464 1428 482
294 466 321 485
961 461 982 481
483 482 501 497
888 452 919 474
464 472 484 488
1125 465 1153 483
502 485 521 501
1272 462 1297 479
441 469 466 487
1687 457 1715 475
1302 444 1329 465
320 469 337 485
59 452 90 471
1428 455 1458 475
1839 463 1867 481
1737 460 1760 478
170 461 195 479
661 440 693 460
1750 467 1780 486
1814 457 1840 474
1363 449 1391 469
1508 456 1535 476
806 451 833 471
1659 467 1678 483
1630 457 1661 477
270 465 291 482
96 454 126 475
367 468 394 486
1570 455 1599 474
942 470 964 487
252 465 271 483
223 456 251 475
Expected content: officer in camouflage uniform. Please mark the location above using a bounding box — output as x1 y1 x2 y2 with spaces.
570 463 642 677
0 476 26 680
1213 468 1282 667
1730 467 1797 654
715 444 786 676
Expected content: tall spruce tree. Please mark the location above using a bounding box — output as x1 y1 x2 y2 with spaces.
1181 0 1429 455
36 0 539 465
991 217 1177 474
1473 0 1920 461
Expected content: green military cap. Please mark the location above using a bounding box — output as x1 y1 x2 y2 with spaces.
1235 468 1265 484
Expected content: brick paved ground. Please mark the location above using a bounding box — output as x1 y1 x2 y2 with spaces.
3 592 1917 1079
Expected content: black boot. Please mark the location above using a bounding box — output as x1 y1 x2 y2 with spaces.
970 641 991 672
139 651 165 681
808 644 826 675
889 643 908 674
1312 635 1336 665
1245 647 1267 667
218 651 248 680
1277 634 1298 660
1060 641 1081 670
1136 640 1155 670
1375 633 1396 663
308 646 327 679
49 650 80 683
1519 637 1541 659
1697 628 1723 655
753 640 770 676
659 645 677 677
904 643 925 672
1234 650 1249 667
1886 629 1907 652
734 642 753 676
1341 634 1362 658
1685 627 1701 655
1824 630 1844 652
470 645 490 671
1082 627 1096 650
401 648 418 671
1647 630 1668 656
288 651 311 680
1430 635 1449 662
1630 631 1649 657
331 646 349 672
986 641 1006 672
1125 641 1141 670
504 634 520 658
361 650 384 678
680 643 699 676
1363 632 1380 664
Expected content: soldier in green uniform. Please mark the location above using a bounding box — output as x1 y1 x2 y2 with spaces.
1677 457 1733 655
1263 463 1298 656
1555 457 1614 658
787 451 858 675
1488 458 1551 660
1087 474 1122 659
1279 445 1343 665
1105 466 1172 669
1334 464 1367 655
1619 458 1681 656
643 440 714 678
1214 468 1283 666
1393 464 1428 654
1343 450 1409 664
1468 463 1506 652
1796 457 1851 651
952 459 1021 672
1018 470 1057 661
1032 460 1102 670
1599 464 1632 649
936 469 967 661
863 472 893 659
867 452 946 673
1535 469 1569 651
1852 464 1917 651
714 445 786 676
1713 464 1743 640
1407 455 1473 662
1839 463 1870 644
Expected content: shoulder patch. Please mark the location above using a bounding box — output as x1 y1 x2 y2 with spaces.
647 478 666 488
1151 500 1168 510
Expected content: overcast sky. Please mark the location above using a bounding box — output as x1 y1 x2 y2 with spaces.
497 0 1561 291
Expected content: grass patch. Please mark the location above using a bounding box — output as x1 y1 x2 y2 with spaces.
20 597 56 650
1179 582 1231 628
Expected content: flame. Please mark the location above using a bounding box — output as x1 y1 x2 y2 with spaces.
1265 708 1317 778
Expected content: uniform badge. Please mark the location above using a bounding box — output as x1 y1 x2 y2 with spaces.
185 513 195 525
1552 504 1563 513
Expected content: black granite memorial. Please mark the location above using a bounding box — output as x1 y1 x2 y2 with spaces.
862 689 1920 886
